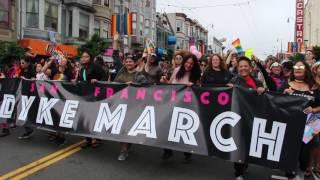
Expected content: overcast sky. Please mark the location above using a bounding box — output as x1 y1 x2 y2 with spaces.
157 0 296 59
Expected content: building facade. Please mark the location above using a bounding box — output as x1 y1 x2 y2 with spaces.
0 0 17 41
304 0 320 47
62 0 96 45
167 12 208 53
113 0 156 52
93 0 113 40
156 13 174 50
19 0 63 41
12 0 98 57
210 36 223 54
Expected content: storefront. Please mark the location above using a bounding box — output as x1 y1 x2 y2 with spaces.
18 39 78 58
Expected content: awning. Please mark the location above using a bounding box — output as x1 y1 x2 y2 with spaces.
18 39 78 58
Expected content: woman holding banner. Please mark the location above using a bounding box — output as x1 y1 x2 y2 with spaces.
301 62 320 178
18 57 36 140
115 53 151 161
228 56 265 180
143 53 163 84
160 53 201 163
283 60 316 179
201 54 233 86
0 72 10 137
78 50 108 148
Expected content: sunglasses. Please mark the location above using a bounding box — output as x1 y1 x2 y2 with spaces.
293 65 305 70
200 64 206 66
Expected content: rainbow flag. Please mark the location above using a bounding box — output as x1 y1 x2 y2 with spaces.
232 38 244 53
111 14 121 37
123 12 133 36
288 42 303 53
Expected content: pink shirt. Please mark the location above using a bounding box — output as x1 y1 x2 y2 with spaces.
170 67 191 84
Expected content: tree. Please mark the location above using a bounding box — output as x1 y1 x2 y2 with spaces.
0 41 26 67
313 46 320 61
166 48 174 61
78 34 111 58
288 53 304 61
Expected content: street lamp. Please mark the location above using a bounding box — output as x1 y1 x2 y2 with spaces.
206 24 214 50
287 17 295 42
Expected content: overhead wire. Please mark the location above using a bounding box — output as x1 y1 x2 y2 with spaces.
158 0 257 10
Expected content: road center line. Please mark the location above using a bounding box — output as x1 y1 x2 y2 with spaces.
0 140 84 180
11 147 82 180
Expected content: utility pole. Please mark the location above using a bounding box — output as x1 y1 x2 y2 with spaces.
119 0 123 51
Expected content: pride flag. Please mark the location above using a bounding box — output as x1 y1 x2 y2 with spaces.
123 12 133 36
111 14 121 37
288 42 303 53
232 38 244 53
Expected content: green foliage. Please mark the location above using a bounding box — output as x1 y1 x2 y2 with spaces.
166 48 174 62
313 46 320 60
0 41 26 66
288 53 305 61
78 34 111 58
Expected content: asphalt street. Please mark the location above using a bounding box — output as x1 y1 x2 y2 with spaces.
0 128 316 180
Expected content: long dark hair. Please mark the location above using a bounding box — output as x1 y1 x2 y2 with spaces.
176 53 201 83
290 60 315 89
81 49 93 62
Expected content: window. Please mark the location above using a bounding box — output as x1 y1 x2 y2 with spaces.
68 10 72 37
101 21 109 38
79 13 89 39
152 21 155 29
185 24 189 36
131 0 138 11
104 0 109 7
114 0 120 13
145 27 149 36
114 6 120 13
132 13 137 21
145 19 150 27
26 0 39 28
93 0 100 4
94 19 100 36
0 0 9 28
176 20 182 32
132 22 137 34
44 1 58 31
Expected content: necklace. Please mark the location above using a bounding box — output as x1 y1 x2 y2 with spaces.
294 79 304 83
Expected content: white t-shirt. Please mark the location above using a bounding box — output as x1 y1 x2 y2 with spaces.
36 72 49 80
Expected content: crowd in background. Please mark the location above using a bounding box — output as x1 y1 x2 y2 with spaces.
0 46 320 180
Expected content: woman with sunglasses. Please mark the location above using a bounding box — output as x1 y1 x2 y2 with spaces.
302 62 320 178
172 52 184 69
199 58 208 77
201 54 233 87
18 57 37 140
283 60 317 179
78 50 108 148
160 53 201 162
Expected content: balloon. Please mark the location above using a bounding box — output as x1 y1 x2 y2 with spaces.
195 52 202 59
190 45 196 52
191 50 198 55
